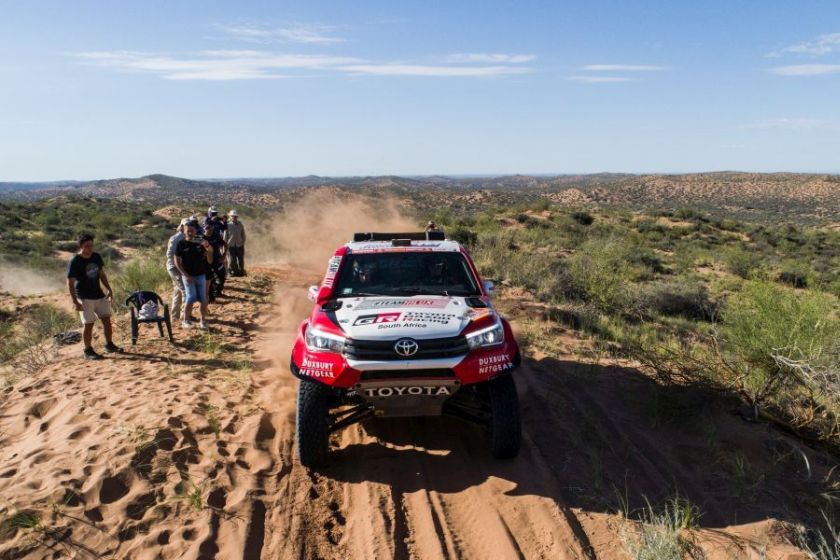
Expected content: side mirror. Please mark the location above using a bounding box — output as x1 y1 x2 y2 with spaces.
483 280 495 297
307 285 320 302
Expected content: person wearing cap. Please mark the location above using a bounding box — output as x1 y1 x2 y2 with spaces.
224 209 247 277
166 219 189 322
175 223 213 330
204 206 226 236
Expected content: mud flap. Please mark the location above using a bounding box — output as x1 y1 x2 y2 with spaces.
355 379 461 417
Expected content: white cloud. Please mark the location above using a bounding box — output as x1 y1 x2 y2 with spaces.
770 32 840 57
769 64 840 76
69 50 533 80
566 75 634 83
581 64 666 72
70 50 362 80
218 22 345 45
445 53 535 64
342 64 531 76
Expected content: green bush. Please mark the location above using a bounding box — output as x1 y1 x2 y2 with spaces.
634 280 717 321
449 226 478 248
720 281 840 408
571 211 594 226
722 246 762 279
565 238 637 312
111 257 170 303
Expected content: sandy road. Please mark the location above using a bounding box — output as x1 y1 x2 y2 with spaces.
0 264 822 559
249 267 822 560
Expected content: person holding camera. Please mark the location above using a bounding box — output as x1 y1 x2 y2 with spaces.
174 223 213 330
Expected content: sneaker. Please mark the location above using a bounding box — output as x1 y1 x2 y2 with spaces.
181 320 194 329
198 321 209 330
104 342 123 354
84 348 103 360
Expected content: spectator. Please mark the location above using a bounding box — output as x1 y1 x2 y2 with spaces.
66 233 123 360
165 219 189 322
204 206 226 236
224 209 247 276
175 223 213 330
202 220 227 302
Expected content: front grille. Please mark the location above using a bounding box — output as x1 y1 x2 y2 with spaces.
359 369 456 381
344 336 469 361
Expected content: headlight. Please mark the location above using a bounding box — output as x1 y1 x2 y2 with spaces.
466 320 504 350
305 325 346 353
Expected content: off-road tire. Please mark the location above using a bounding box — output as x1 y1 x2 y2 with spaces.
487 375 522 459
296 378 332 468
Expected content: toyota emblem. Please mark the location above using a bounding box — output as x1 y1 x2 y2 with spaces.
394 338 419 357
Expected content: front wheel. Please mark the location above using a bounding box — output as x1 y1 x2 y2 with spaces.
487 375 522 459
296 378 332 468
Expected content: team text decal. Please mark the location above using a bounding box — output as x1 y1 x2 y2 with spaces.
322 256 342 288
355 298 449 311
353 312 401 326
300 357 334 378
478 353 514 375
363 386 452 397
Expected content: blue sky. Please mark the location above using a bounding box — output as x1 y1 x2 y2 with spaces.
1 0 839 180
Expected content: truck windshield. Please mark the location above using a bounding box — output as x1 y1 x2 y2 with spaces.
333 251 481 297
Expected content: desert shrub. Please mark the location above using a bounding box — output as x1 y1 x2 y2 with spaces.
798 515 840 560
777 261 811 289
448 226 477 248
636 220 665 235
571 211 594 226
620 496 701 560
565 238 637 312
111 257 170 303
1 304 77 380
719 281 840 412
674 208 702 221
634 280 717 321
722 246 762 279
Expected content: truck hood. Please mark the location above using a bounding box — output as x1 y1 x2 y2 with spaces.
332 296 486 340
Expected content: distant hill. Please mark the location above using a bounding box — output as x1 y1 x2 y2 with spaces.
0 180 84 193
2 172 839 221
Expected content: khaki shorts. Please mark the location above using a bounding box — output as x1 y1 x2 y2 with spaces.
79 298 112 325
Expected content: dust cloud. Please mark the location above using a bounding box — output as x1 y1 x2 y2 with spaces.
251 191 419 367
0 264 63 296
249 191 418 275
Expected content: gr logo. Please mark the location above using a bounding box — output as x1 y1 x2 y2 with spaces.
353 312 401 326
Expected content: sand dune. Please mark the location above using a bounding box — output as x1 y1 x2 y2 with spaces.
0 194 831 558
0 264 829 559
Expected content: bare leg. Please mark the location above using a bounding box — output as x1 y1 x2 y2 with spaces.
83 323 94 349
184 302 194 323
102 317 114 344
199 301 208 323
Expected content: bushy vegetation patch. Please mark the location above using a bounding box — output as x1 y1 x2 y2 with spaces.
430 202 840 446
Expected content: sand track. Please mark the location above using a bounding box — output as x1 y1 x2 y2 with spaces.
0 265 832 559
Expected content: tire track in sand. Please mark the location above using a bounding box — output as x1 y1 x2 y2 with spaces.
254 267 597 560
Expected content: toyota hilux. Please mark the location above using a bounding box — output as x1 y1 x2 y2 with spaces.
290 231 522 467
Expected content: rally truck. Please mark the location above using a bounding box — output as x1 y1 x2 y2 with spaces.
290 231 522 467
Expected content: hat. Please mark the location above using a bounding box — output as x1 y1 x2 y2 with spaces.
208 206 219 214
228 209 238 217
180 218 191 226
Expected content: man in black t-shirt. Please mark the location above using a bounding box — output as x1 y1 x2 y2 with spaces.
66 233 123 360
175 223 213 330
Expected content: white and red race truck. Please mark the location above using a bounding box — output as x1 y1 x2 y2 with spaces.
290 231 522 467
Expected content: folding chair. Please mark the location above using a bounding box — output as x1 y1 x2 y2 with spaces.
125 291 173 344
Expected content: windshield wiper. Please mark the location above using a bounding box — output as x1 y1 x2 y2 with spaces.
337 292 388 298
395 287 450 297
